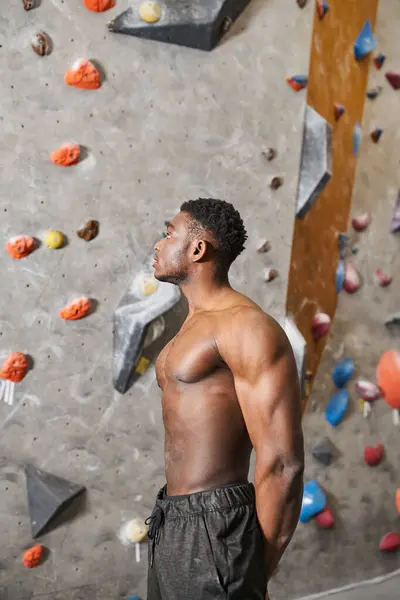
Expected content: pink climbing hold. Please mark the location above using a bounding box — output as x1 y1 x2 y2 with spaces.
364 444 384 467
352 213 371 232
355 380 381 402
385 72 400 90
312 313 331 341
315 506 334 529
376 269 393 287
379 532 400 552
343 263 361 294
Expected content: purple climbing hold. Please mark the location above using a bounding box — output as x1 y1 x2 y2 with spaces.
354 20 377 60
336 260 345 293
299 481 327 523
353 123 362 156
390 190 400 233
325 389 349 426
333 357 354 388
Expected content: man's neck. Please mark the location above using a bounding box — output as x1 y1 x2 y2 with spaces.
180 274 232 315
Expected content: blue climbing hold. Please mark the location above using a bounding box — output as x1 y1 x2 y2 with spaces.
332 357 354 388
300 481 327 523
353 122 362 156
325 389 349 426
336 260 345 293
354 20 377 60
128 596 141 600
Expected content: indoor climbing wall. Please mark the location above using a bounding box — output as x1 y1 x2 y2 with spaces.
0 1 313 599
271 1 399 598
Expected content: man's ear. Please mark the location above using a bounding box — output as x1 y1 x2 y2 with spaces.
192 239 208 262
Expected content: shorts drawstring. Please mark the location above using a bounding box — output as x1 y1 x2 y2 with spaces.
145 504 165 567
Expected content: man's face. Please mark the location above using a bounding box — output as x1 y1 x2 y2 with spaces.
153 212 192 284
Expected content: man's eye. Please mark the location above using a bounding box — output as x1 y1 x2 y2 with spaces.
166 232 171 238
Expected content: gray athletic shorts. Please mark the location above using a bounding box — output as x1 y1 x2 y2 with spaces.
146 482 268 599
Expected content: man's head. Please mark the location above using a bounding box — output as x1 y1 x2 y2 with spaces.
153 198 247 285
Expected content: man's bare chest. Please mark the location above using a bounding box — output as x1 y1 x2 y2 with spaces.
155 322 223 387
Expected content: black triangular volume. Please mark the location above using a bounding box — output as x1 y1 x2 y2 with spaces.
108 0 251 51
25 465 85 538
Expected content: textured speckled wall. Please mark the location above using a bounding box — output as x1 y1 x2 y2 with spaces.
0 1 312 599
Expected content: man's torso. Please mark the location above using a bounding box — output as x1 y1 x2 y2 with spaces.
155 292 262 495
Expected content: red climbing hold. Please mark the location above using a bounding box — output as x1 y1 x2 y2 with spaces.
370 128 383 143
315 506 334 529
379 532 400 552
385 72 400 90
364 444 384 467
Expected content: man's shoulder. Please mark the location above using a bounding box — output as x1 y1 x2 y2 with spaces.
214 298 288 354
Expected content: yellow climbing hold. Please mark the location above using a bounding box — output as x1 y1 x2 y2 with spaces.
135 356 150 376
139 1 161 23
44 230 64 249
140 275 159 296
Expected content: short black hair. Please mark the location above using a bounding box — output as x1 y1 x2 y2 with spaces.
180 198 247 270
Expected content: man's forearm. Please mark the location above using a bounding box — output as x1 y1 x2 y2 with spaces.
255 462 304 579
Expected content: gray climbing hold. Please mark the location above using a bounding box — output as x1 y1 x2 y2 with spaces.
108 0 251 51
338 233 349 259
296 105 332 219
113 242 181 394
385 314 400 336
25 464 85 539
312 437 334 466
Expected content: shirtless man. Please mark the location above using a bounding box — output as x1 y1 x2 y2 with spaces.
146 198 304 600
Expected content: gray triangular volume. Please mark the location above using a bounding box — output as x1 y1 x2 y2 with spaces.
108 0 251 51
296 105 332 219
312 437 333 466
25 465 85 539
112 241 181 394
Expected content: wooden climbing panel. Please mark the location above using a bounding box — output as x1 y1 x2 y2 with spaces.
286 0 379 406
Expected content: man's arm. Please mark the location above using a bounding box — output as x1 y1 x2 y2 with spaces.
217 308 304 581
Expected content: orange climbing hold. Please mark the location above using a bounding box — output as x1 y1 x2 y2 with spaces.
50 143 81 167
376 350 400 410
0 352 28 383
23 544 44 568
396 489 400 514
64 58 101 90
59 297 91 321
83 0 115 11
6 235 36 260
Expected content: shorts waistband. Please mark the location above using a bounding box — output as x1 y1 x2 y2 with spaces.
154 481 255 519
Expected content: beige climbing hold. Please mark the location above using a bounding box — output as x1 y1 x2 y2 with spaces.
140 275 159 296
126 519 148 544
139 1 161 23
